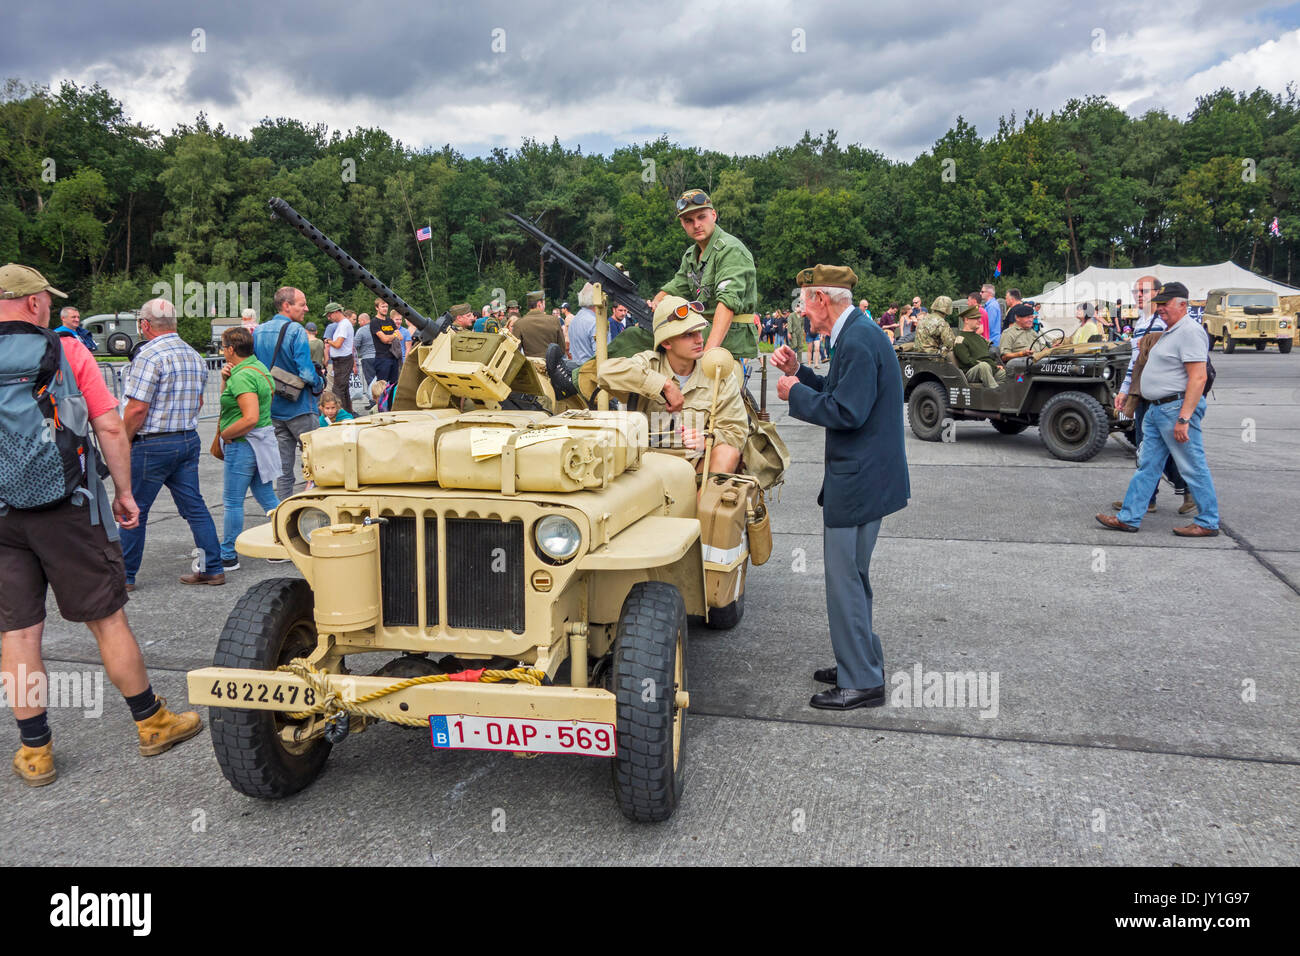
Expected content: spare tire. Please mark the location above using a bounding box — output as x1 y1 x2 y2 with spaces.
1038 390 1109 461
106 331 133 356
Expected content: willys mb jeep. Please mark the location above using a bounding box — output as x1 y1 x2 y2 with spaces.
185 200 777 822
1202 288 1293 354
898 330 1134 461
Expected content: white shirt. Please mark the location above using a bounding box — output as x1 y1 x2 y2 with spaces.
828 305 854 350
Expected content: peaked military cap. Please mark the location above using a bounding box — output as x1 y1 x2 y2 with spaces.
449 303 472 317
795 264 858 289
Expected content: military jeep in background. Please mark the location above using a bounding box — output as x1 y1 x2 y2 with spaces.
82 312 139 355
1202 288 1293 353
899 331 1134 461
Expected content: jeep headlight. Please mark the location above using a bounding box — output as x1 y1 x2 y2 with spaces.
1236 321 1248 330
1102 365 1112 380
295 507 331 542
535 515 581 562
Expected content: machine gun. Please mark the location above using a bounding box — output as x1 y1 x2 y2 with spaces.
268 197 451 344
508 213 652 332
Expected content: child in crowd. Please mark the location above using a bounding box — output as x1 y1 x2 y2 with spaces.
318 392 355 427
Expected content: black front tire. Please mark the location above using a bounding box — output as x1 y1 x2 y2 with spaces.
907 382 949 441
106 332 132 356
209 578 332 798
1038 390 1110 461
610 582 687 823
1279 338 1293 354
1255 341 1266 351
991 419 1029 435
1223 332 1236 354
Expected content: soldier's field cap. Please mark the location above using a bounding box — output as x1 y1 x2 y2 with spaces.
1152 281 1189 303
321 301 344 316
956 303 981 322
796 264 858 289
929 295 954 316
526 290 544 306
506 299 519 309
0 263 66 299
676 189 714 217
449 303 472 317
652 295 708 349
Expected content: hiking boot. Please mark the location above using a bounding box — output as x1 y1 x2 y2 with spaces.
179 571 225 586
136 698 203 756
1178 493 1197 515
13 741 56 787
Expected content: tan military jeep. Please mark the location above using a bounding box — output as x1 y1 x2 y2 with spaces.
187 325 773 822
1203 288 1293 353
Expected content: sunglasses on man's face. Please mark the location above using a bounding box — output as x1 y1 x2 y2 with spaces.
676 192 710 211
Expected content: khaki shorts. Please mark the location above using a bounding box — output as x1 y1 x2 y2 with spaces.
0 497 128 630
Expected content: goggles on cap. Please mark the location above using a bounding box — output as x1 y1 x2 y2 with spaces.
676 191 710 212
655 300 705 328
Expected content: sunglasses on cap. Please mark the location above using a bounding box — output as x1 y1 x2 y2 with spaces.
655 300 705 327
676 191 710 211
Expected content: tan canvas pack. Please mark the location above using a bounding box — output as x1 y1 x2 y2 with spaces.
301 409 464 488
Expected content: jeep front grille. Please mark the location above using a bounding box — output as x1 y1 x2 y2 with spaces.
378 513 523 633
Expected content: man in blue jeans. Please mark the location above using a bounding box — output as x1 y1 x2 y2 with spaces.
1096 282 1220 538
254 287 321 501
120 298 224 588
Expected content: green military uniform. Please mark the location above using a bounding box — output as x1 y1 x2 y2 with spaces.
1000 323 1039 360
952 329 1006 388
608 224 759 362
785 312 805 356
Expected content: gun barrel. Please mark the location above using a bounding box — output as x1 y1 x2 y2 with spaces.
268 197 433 334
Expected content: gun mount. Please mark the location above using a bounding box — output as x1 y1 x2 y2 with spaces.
508 213 652 332
268 197 448 344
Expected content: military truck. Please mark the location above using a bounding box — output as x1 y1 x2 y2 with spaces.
185 199 777 823
1202 288 1293 353
898 330 1134 461
82 312 139 355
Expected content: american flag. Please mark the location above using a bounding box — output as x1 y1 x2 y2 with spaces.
1269 216 1282 238
415 225 432 242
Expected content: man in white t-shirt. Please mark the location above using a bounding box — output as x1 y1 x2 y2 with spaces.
323 303 355 413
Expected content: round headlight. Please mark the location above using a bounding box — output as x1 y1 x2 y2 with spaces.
296 507 331 542
535 515 581 562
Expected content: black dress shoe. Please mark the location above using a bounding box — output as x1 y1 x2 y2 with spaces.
813 665 837 685
545 343 580 399
809 685 885 711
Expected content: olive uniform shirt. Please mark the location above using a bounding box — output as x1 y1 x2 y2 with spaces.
608 225 759 361
952 330 1006 385
999 324 1039 359
513 308 566 359
596 349 748 455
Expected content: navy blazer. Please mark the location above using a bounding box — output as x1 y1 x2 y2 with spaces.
788 308 910 527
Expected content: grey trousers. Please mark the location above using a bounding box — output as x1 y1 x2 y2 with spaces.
823 519 885 690
273 412 318 500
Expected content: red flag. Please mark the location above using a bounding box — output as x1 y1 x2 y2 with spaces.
994 259 1002 277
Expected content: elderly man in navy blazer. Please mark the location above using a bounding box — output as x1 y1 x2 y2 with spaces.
773 265 910 710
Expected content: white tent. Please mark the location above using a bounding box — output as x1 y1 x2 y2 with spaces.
1030 262 1299 322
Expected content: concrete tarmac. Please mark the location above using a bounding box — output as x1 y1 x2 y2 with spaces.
3 349 1297 865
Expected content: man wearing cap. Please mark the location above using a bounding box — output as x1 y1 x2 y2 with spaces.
596 296 747 475
120 297 224 588
505 300 520 332
610 190 758 370
0 264 204 786
514 291 566 359
999 304 1041 364
772 265 910 711
900 297 956 353
952 303 1006 388
1097 281 1219 537
323 303 354 414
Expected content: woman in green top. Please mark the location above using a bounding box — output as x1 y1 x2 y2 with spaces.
212 327 279 569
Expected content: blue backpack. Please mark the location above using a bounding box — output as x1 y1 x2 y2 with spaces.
0 321 115 537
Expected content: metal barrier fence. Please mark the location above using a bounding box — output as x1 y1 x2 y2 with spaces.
96 356 224 420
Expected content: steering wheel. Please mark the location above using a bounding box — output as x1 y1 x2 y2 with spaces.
1030 328 1064 351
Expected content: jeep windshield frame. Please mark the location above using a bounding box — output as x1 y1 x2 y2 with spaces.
1226 294 1279 309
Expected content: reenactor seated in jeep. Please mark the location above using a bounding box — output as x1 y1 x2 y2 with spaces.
897 296 956 353
952 303 1006 388
999 304 1040 366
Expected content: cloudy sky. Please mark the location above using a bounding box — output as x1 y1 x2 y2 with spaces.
6 0 1300 160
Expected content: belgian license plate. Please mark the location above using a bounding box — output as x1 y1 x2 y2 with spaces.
430 715 617 757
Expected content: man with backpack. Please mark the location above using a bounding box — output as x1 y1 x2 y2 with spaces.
0 263 203 787
1097 281 1220 538
253 287 322 500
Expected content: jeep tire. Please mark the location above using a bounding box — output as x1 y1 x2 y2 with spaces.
1279 338 1292 354
210 578 332 798
907 381 949 441
610 581 687 823
107 331 133 356
1223 331 1235 354
1038 390 1110 462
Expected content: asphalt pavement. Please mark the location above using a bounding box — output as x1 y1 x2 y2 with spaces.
3 349 1297 865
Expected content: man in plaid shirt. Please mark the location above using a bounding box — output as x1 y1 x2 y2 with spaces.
120 298 224 589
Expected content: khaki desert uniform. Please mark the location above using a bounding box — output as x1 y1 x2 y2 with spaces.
596 350 748 459
513 308 566 359
608 225 760 363
952 331 1006 387
999 324 1039 360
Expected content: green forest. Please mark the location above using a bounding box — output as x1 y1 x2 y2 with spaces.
3 78 1298 332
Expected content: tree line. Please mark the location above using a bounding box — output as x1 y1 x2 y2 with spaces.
3 78 1298 339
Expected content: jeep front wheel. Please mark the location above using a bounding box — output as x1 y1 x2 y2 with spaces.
1279 338 1292 354
610 581 687 822
907 382 949 441
1038 391 1110 461
209 578 332 798
1223 331 1236 353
